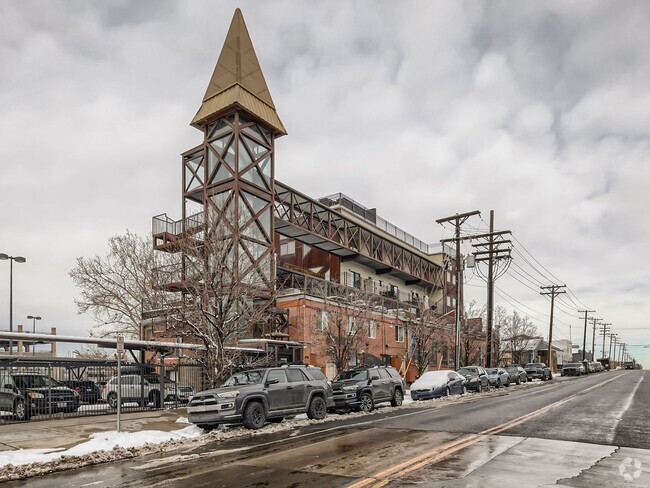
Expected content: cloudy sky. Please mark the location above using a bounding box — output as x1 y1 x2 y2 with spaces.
1 1 648 364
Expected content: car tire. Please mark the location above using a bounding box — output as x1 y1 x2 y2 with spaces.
516 378 521 385
496 380 501 389
307 396 327 420
548 373 553 381
14 399 29 421
359 392 374 413
461 385 467 395
243 401 266 429
391 389 403 407
444 387 451 397
107 392 119 409
477 383 483 393
505 380 510 387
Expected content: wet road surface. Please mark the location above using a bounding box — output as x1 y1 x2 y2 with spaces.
9 370 648 487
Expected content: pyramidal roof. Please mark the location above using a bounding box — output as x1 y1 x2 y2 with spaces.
192 9 286 135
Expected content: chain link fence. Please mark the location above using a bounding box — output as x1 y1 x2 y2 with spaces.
0 357 205 424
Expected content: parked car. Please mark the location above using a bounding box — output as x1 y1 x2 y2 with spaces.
486 368 511 388
524 363 552 381
561 363 585 376
60 380 102 404
330 365 405 412
410 370 466 400
505 366 528 385
187 364 334 429
590 362 603 373
6 373 79 416
457 366 490 392
0 371 30 421
101 374 193 408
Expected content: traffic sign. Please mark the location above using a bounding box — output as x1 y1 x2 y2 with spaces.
117 336 125 357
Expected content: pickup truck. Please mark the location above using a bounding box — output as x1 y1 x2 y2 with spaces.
524 363 552 381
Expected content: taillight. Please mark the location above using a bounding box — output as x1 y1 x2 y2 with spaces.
74 387 82 392
102 384 107 389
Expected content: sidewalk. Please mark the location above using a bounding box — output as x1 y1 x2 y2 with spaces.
0 408 186 452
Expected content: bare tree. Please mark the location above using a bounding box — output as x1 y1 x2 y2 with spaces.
400 294 447 376
157 210 276 388
461 300 486 367
314 286 379 373
501 310 537 365
69 231 160 338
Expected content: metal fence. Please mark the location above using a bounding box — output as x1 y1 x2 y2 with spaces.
0 357 205 425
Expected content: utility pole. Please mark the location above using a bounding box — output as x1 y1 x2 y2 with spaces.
470 214 511 368
608 333 616 359
599 323 611 359
436 210 481 370
590 317 602 361
612 336 619 366
541 285 566 372
578 310 595 361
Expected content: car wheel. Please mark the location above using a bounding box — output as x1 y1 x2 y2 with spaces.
462 385 467 395
149 391 161 409
14 399 29 421
268 417 284 423
391 389 403 407
505 380 510 387
496 380 501 388
359 392 374 413
444 387 451 397
307 396 327 420
243 401 266 429
516 378 521 385
107 392 118 409
548 373 553 381
477 383 482 393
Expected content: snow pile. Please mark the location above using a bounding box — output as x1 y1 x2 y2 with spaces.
0 425 202 469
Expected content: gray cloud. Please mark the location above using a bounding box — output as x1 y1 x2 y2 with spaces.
0 0 648 362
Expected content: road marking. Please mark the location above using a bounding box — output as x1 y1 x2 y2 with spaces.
348 372 629 488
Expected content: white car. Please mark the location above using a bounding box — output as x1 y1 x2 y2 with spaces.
101 374 194 408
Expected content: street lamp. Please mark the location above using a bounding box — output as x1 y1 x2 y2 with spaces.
0 253 27 355
27 315 41 356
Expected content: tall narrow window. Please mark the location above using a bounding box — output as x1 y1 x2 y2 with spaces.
395 325 404 342
347 316 355 335
368 320 377 339
317 310 329 331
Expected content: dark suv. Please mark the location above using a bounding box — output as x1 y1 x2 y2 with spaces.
2 373 79 416
0 371 30 421
61 380 102 404
187 365 334 430
330 366 405 412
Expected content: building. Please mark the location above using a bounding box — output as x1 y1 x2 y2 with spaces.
146 9 473 379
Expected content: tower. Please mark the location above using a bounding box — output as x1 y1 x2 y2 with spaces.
183 8 285 299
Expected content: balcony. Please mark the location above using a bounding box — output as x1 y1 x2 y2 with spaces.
152 212 204 252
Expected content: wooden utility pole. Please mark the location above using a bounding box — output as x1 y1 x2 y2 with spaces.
541 285 566 372
470 214 511 368
608 332 616 359
436 210 480 370
590 317 602 360
599 323 611 359
578 310 595 361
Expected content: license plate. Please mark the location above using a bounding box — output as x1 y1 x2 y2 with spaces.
192 405 208 412
57 402 67 408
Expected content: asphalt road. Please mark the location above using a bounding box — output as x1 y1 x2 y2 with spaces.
10 370 648 487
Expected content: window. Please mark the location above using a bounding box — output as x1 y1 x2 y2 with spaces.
347 316 355 334
390 284 399 299
279 241 295 256
287 369 308 382
351 271 361 289
378 369 390 379
368 320 377 339
267 370 288 384
395 325 405 342
446 296 451 307
317 310 329 331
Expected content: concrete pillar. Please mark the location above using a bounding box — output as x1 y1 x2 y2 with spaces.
17 324 24 356
50 327 57 357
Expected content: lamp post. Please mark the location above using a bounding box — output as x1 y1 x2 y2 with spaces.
0 253 27 355
27 315 41 356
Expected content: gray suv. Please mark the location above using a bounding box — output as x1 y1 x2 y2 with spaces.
187 365 334 430
330 366 405 412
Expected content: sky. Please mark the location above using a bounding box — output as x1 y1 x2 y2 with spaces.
0 1 648 364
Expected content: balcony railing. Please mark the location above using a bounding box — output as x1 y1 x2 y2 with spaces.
152 212 204 237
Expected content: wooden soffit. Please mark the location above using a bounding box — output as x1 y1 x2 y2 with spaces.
192 8 286 135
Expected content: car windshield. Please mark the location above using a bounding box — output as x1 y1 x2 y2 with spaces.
486 368 499 374
458 368 478 375
565 363 581 367
14 375 61 389
222 370 264 387
335 370 368 381
420 371 453 382
526 364 544 368
505 367 518 371
144 375 173 384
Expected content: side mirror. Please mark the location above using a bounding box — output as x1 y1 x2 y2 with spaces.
265 378 280 386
